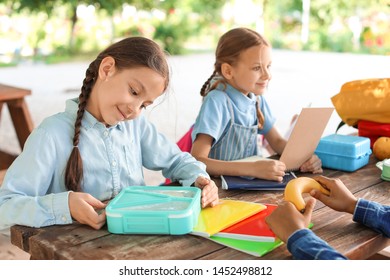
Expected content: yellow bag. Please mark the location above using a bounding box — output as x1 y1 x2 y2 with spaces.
331 78 390 127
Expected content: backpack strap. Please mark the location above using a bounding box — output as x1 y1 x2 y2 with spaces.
335 121 345 133
335 120 358 133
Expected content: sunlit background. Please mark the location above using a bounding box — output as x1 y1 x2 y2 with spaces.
0 0 390 184
0 0 389 65
1 1 390 259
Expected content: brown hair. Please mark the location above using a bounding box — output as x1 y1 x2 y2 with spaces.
65 37 170 192
200 27 269 129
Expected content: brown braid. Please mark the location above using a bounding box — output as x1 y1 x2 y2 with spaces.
65 62 96 192
200 70 217 97
204 27 269 128
256 100 265 130
64 37 170 192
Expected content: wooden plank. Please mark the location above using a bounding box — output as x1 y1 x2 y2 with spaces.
54 234 224 260
10 225 39 253
7 98 34 149
27 224 111 260
0 151 17 170
0 84 31 101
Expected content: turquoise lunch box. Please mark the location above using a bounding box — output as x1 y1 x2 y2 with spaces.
106 186 201 235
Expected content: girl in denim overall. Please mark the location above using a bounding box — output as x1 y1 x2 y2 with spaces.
191 27 322 182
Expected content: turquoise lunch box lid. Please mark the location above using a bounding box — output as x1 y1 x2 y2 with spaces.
106 186 201 235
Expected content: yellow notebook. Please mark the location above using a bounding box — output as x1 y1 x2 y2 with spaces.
191 199 266 237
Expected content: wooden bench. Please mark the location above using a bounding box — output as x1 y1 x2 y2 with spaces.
0 83 34 169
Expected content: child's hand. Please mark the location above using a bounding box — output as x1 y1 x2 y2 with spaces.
194 176 219 208
252 159 286 182
300 154 323 174
265 198 316 243
68 192 107 229
311 176 358 214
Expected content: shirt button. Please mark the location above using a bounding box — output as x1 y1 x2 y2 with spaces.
104 131 108 137
62 216 67 222
112 161 117 167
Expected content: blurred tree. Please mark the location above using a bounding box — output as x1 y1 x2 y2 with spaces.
263 0 389 53
309 0 389 52
5 0 143 53
150 0 225 54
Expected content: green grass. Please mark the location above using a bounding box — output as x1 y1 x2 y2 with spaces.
0 62 18 67
44 52 98 64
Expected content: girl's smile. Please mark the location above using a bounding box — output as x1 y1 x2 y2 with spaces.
87 60 166 126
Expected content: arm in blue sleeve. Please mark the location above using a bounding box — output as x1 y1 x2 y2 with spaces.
0 127 72 229
353 198 390 238
287 229 347 260
139 115 209 186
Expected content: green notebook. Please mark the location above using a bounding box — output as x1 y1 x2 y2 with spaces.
209 236 283 257
208 223 314 257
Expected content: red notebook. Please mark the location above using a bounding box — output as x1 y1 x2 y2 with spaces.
212 204 277 242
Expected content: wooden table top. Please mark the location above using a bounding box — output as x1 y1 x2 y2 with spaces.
0 83 34 169
0 83 31 101
10 155 390 260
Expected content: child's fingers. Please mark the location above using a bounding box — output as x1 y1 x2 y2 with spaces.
195 176 210 188
303 197 316 220
84 194 107 209
310 188 331 205
201 183 219 207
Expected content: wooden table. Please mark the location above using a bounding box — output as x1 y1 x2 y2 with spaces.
10 155 390 260
0 83 34 169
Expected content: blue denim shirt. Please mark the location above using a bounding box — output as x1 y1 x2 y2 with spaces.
287 198 390 259
192 83 276 146
0 98 209 229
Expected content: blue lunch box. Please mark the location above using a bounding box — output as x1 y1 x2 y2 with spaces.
315 134 372 172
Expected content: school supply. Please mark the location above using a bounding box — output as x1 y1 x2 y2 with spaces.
212 204 277 242
191 199 266 237
209 222 313 257
106 186 201 235
331 78 390 127
219 155 294 190
209 235 283 257
279 107 334 171
221 172 296 190
315 134 372 172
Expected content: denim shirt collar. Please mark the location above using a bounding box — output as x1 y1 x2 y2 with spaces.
65 98 123 132
216 83 257 112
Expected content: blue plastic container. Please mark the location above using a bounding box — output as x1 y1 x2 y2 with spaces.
315 134 372 172
106 186 201 235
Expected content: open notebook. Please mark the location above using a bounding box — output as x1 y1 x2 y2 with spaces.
280 107 334 171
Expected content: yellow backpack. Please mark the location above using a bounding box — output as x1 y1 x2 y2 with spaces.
331 78 390 127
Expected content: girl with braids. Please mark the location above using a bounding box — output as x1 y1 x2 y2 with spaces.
191 27 322 182
0 37 218 230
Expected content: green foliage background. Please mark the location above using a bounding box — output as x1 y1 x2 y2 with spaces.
0 0 389 65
